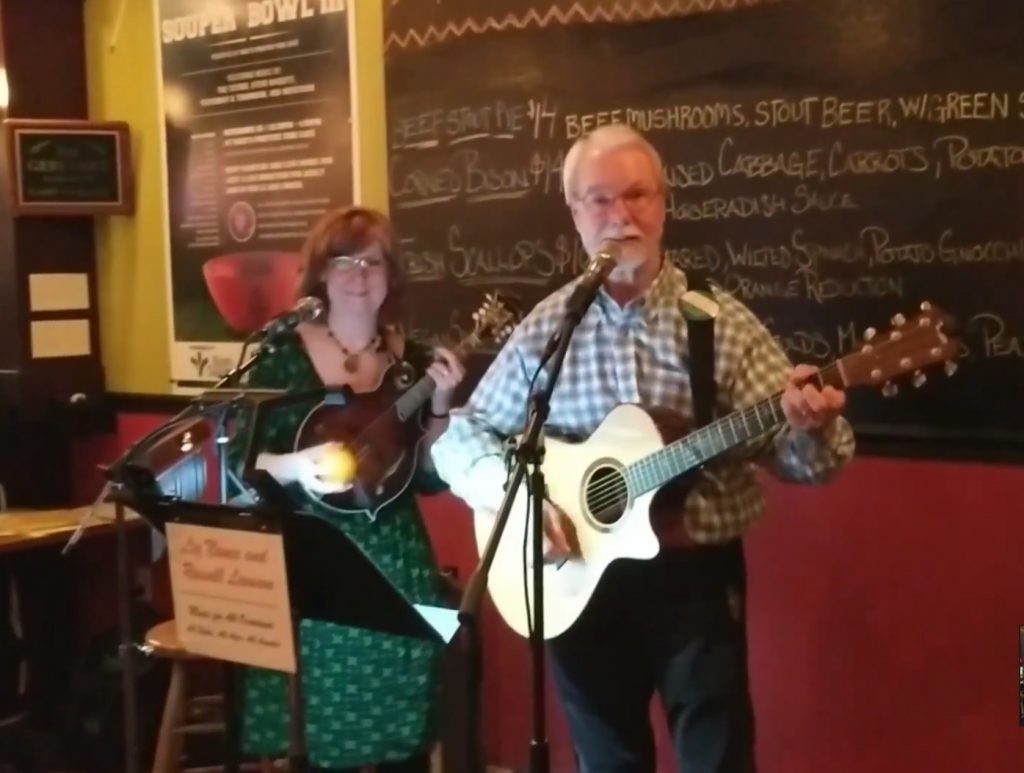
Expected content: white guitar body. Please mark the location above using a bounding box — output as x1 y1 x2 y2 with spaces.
474 404 666 640
472 301 962 640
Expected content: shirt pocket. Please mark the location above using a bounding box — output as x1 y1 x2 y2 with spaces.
639 316 693 419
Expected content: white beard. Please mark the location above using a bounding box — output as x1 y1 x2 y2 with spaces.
608 261 638 283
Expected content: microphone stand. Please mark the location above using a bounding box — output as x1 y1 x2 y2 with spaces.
102 331 289 773
459 302 588 773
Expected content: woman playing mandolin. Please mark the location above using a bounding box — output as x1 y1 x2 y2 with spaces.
231 205 464 772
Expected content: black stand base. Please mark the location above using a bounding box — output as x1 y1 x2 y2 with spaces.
114 498 141 773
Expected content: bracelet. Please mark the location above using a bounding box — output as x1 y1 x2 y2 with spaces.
427 408 450 419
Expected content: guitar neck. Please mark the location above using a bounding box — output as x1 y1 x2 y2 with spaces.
626 361 845 496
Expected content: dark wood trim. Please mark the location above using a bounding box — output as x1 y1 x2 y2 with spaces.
0 4 18 402
99 391 1024 465
854 428 1024 465
106 391 191 415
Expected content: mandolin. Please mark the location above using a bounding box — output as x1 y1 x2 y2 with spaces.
295 292 521 519
475 303 962 639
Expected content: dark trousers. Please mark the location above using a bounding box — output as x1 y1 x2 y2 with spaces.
548 542 755 773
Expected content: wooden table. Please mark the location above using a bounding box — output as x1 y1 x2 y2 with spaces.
0 502 145 554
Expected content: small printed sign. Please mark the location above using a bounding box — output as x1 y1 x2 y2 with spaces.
166 521 296 673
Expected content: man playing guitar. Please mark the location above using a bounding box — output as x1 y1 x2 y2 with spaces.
431 124 854 773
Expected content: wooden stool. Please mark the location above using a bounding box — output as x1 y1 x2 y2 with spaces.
146 620 274 773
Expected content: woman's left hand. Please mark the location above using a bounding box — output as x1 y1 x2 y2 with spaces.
428 346 466 414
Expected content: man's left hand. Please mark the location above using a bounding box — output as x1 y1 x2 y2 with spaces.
780 364 846 432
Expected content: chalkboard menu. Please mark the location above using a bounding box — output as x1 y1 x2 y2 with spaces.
384 0 1024 454
4 119 133 215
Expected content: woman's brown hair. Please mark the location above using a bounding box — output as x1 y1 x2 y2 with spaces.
297 206 406 324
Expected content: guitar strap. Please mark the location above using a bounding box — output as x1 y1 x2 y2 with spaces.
681 272 748 632
682 272 716 429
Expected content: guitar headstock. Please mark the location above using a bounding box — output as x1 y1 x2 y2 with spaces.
838 302 960 396
463 292 522 352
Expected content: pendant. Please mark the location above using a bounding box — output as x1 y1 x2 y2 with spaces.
328 330 382 375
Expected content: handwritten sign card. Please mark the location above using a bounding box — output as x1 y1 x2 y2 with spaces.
166 521 296 673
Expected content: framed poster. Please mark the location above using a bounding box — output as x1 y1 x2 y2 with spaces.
155 0 353 387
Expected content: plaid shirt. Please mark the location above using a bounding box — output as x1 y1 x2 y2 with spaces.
431 260 855 543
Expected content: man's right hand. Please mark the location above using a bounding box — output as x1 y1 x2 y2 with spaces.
542 500 578 563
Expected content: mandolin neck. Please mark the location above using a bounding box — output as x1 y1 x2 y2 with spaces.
393 336 477 422
395 375 437 421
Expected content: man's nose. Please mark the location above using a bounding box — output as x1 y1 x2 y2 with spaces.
606 195 633 225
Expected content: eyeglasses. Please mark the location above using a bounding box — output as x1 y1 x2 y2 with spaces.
577 187 662 216
327 254 386 272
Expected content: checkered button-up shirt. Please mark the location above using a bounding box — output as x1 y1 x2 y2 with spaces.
431 261 855 543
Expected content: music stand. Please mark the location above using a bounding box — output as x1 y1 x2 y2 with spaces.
116 471 457 772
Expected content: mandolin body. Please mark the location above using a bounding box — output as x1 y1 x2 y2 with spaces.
294 362 423 519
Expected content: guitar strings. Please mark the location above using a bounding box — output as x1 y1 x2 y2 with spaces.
579 418 739 512
584 480 629 514
581 398 784 507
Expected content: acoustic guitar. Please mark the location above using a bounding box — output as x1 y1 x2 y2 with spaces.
295 292 521 519
475 303 962 639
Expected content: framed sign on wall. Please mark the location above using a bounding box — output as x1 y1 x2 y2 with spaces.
4 118 134 216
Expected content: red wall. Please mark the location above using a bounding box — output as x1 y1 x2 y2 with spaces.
76 417 1024 772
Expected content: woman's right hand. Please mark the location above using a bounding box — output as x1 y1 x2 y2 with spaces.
259 443 356 495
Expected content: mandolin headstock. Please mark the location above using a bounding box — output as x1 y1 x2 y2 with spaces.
460 291 523 354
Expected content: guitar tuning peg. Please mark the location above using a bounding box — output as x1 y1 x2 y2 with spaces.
891 313 906 327
920 301 932 312
912 370 927 388
918 316 932 327
944 360 958 376
882 381 899 398
863 327 877 341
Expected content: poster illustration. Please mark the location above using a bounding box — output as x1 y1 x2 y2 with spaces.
156 0 352 386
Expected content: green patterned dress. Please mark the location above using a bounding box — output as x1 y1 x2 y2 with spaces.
229 332 446 769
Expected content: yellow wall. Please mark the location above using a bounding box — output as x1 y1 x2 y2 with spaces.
83 0 387 394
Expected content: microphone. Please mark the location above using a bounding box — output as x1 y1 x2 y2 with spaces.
565 241 620 321
539 242 621 364
260 296 324 337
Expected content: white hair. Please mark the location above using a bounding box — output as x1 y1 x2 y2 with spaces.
561 123 666 204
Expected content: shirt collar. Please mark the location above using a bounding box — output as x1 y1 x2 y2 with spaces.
595 258 684 321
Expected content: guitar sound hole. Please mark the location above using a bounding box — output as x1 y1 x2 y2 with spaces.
584 465 628 525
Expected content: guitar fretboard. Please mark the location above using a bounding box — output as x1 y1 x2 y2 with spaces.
625 362 844 496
